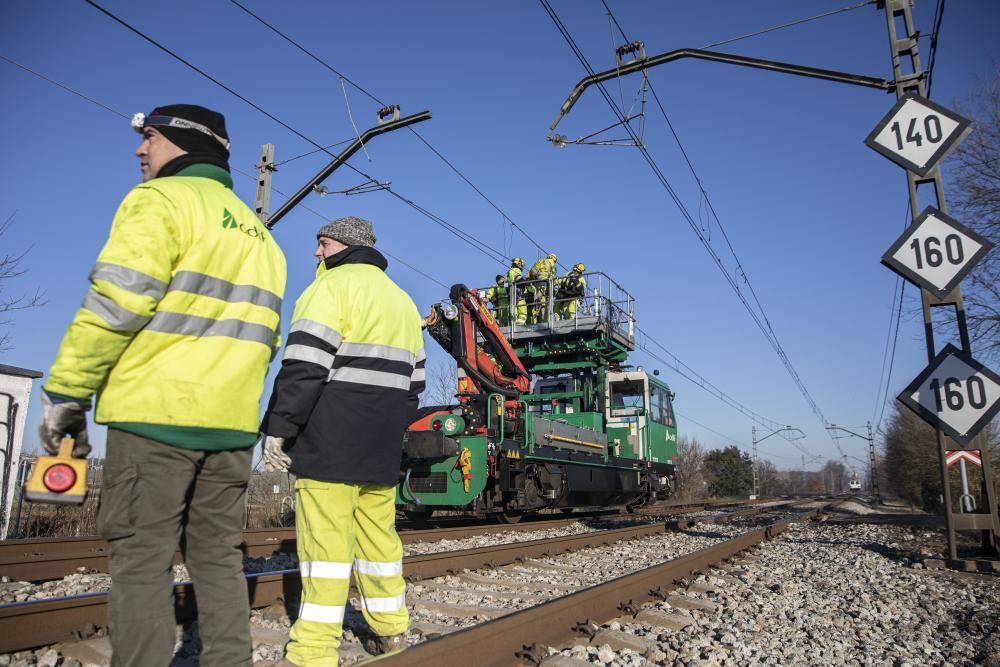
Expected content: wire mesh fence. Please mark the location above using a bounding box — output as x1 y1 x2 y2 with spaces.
3 458 298 538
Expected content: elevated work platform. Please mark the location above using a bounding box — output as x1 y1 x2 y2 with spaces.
475 272 636 369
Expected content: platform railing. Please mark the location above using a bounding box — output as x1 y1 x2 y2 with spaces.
475 271 634 343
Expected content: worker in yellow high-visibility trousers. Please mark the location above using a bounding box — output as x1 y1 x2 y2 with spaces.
260 217 425 666
527 253 557 324
507 257 528 325
555 263 587 320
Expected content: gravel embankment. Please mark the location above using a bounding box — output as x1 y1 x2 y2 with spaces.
541 521 1000 666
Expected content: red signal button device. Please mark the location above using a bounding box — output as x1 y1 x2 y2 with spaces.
43 464 77 493
25 438 88 505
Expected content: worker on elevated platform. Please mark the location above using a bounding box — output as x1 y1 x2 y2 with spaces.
555 263 587 319
528 252 557 324
506 257 528 325
485 274 510 326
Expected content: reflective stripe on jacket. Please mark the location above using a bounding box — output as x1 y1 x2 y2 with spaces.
45 168 287 448
261 246 425 485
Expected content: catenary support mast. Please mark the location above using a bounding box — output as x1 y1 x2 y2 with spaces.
879 0 999 559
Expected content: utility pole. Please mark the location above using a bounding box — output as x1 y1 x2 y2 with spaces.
866 421 881 503
254 106 431 228
752 426 803 499
878 0 1000 559
827 423 882 504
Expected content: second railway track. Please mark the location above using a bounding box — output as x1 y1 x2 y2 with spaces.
0 498 819 655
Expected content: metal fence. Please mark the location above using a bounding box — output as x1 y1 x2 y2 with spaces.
3 458 298 538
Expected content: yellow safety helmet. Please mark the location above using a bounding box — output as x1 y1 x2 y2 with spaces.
572 262 585 273
512 257 525 268
547 252 557 261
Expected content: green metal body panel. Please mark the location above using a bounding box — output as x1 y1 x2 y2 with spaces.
556 411 603 432
607 423 636 458
648 376 678 465
396 435 488 506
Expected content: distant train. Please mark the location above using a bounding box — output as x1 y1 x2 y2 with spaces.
848 473 862 492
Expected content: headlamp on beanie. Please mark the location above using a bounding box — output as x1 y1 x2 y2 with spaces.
131 111 230 151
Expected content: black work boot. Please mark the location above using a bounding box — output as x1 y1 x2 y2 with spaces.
363 633 407 656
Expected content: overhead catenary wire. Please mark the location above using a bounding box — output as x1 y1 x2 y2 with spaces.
675 410 748 448
228 0 557 263
699 0 878 50
924 0 945 98
635 325 798 437
871 201 912 431
223 0 813 442
603 2 846 458
0 54 130 120
17 10 810 450
542 0 826 455
81 0 509 268
0 52 451 292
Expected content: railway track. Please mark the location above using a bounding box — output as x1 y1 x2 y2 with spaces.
377 499 844 666
0 498 816 656
0 499 747 583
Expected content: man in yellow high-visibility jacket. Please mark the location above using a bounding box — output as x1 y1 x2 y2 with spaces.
39 104 286 667
527 252 557 324
260 216 425 666
485 274 511 326
507 257 528 325
555 263 588 319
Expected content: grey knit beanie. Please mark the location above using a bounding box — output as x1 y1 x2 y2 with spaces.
317 216 376 247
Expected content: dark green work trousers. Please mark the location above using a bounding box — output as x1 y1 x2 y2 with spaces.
98 429 253 667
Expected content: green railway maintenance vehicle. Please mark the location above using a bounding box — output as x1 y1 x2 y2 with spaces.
396 272 677 522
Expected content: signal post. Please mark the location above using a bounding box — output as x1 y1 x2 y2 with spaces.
874 0 1000 560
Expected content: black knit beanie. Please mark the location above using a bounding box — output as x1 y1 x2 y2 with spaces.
148 104 230 162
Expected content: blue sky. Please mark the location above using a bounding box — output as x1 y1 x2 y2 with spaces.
2 1 998 472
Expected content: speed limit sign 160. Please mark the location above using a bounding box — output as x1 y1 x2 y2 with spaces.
881 207 993 299
865 94 971 176
899 344 1000 446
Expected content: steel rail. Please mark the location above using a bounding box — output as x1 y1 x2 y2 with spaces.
0 500 749 583
0 499 822 652
0 516 690 652
378 500 844 666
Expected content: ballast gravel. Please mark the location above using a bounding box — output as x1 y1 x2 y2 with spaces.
542 521 1000 666
4 512 998 666
0 520 617 604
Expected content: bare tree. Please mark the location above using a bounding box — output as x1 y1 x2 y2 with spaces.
881 403 999 510
673 435 707 501
422 361 459 407
756 459 779 497
945 72 1000 357
0 212 45 350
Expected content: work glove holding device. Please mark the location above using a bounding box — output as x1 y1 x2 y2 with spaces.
38 392 91 457
261 434 291 472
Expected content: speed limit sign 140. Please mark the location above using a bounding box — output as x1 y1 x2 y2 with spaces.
881 206 993 299
865 93 971 176
899 344 1000 446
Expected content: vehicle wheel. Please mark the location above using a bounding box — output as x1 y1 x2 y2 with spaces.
403 509 434 523
498 509 524 524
